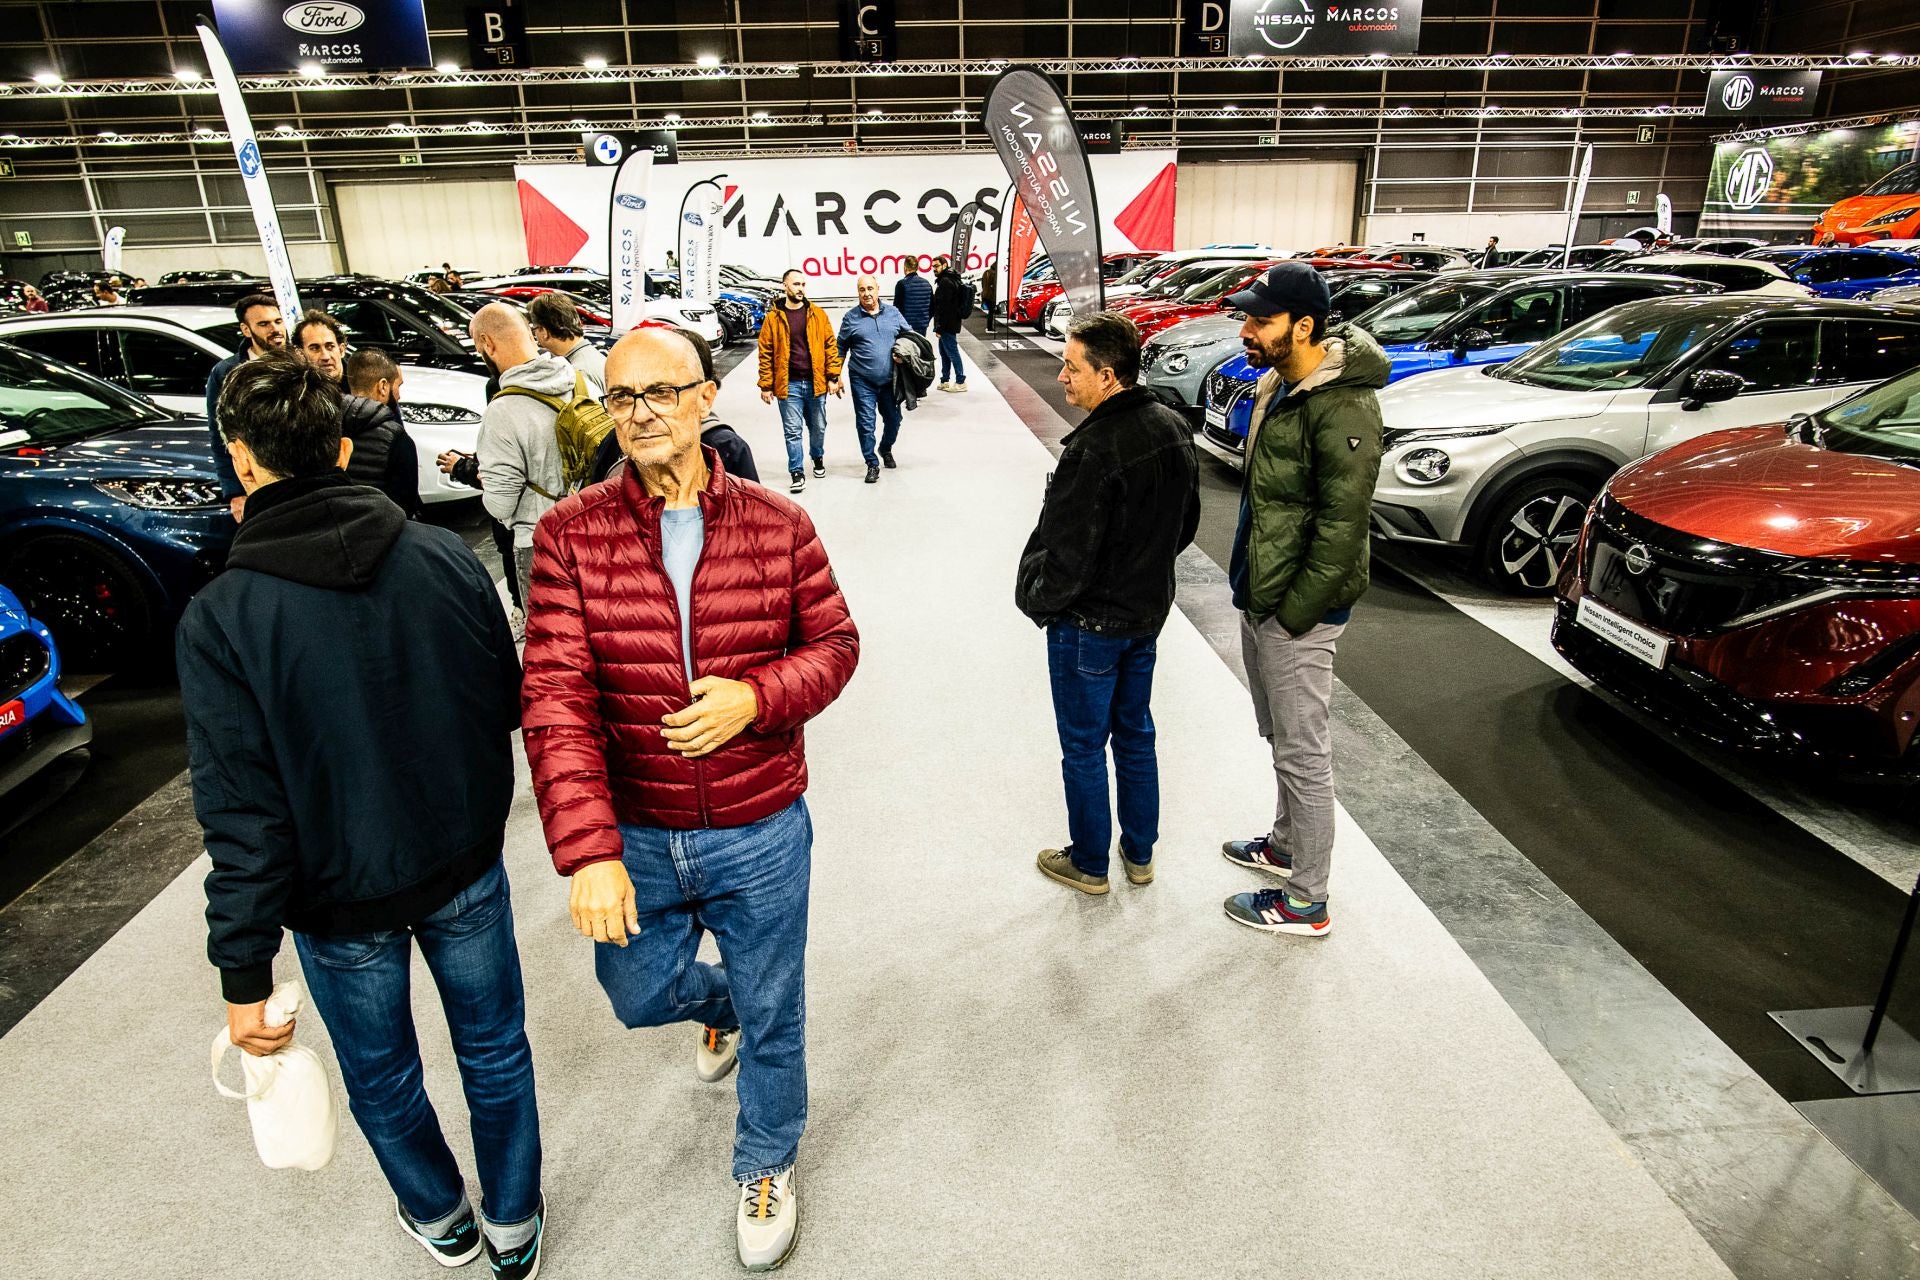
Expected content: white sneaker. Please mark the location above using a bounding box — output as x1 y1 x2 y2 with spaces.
696 1025 740 1083
951 382 969 393
508 607 526 643
937 381 953 391
736 1169 798 1271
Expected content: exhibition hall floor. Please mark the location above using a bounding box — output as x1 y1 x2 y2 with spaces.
1 327 1916 1278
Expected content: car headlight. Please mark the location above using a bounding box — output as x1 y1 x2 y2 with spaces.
682 308 713 320
1863 206 1920 228
1382 423 1515 447
1165 352 1191 374
400 402 482 425
1396 448 1451 485
94 478 225 509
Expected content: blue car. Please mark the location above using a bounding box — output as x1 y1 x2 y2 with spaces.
0 341 233 668
0 582 90 794
1765 247 1920 299
1197 271 1710 460
720 288 767 330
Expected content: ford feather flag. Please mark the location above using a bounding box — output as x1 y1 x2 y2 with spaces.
103 226 125 273
982 67 1104 317
678 176 724 303
1561 143 1593 269
209 0 431 75
608 148 654 333
197 19 301 321
1656 192 1673 236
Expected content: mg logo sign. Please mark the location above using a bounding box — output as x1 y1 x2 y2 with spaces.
1252 0 1314 52
282 2 364 34
1724 147 1775 209
1720 75 1755 112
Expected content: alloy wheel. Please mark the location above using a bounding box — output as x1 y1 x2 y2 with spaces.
1496 491 1587 593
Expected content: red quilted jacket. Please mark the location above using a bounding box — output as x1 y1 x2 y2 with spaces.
521 450 859 874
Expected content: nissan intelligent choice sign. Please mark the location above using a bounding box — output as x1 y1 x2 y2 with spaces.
1228 0 1423 55
210 0 431 74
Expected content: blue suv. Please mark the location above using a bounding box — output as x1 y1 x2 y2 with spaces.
1765 247 1920 299
0 341 232 668
0 583 90 794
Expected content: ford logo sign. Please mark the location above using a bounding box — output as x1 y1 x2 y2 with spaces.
683 212 704 226
1624 543 1655 576
284 2 364 34
615 194 646 210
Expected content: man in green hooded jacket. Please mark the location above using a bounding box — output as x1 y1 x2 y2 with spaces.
1215 264 1388 938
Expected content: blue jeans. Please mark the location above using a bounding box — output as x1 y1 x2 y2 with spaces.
596 798 812 1182
1046 622 1161 877
295 859 541 1232
937 332 965 384
778 377 828 472
849 375 901 464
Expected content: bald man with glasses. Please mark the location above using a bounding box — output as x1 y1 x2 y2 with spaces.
521 326 859 1273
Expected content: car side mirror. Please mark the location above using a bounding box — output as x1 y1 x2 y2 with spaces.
1793 271 1814 284
1453 327 1496 356
1682 368 1745 410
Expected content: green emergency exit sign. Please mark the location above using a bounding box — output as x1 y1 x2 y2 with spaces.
0 158 14 178
11 231 29 248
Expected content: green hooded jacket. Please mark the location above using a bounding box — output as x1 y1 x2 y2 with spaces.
1237 325 1389 634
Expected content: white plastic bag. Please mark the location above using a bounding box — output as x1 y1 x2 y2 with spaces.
209 980 339 1171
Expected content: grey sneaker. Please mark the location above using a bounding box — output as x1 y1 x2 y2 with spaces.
1036 848 1109 896
1121 851 1154 886
508 607 526 644
696 1025 741 1083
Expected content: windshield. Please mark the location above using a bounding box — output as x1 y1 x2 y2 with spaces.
1111 259 1167 287
1862 163 1920 199
1817 366 1920 464
1178 264 1260 302
1494 304 1727 392
1359 280 1497 344
386 284 474 334
0 341 167 443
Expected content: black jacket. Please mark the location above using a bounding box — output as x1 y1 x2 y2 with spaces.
204 342 250 500
931 270 972 334
892 272 933 331
178 473 522 1004
588 415 760 485
340 394 423 518
1016 386 1201 637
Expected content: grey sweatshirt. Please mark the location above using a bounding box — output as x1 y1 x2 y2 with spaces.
478 354 579 546
563 339 607 394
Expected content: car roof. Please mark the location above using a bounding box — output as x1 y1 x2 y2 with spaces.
1621 253 1789 274
0 304 235 329
1602 292 1920 321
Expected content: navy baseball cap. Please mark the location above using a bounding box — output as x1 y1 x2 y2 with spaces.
1223 262 1332 320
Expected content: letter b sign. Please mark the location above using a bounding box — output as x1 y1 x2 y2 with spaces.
467 5 529 71
485 12 504 42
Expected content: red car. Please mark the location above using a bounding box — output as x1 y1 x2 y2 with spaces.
1009 252 1157 324
1117 257 1414 339
486 284 614 327
1551 363 1920 775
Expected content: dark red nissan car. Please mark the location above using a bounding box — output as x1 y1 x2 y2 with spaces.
1552 360 1920 774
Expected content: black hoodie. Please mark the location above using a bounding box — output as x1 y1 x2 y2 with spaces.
340 394 423 518
177 473 522 1003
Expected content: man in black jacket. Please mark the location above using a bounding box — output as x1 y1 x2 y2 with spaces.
1017 312 1201 896
204 292 285 523
341 348 422 517
178 352 546 1279
930 261 971 393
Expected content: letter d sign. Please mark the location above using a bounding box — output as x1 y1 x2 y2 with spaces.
1201 1 1224 31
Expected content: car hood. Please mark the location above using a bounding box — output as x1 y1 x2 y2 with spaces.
0 584 24 627
1375 363 1616 430
29 417 219 479
399 365 487 414
1823 193 1920 230
1153 315 1243 347
1609 426 1920 560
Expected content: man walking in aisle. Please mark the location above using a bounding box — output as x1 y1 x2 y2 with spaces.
1216 263 1386 939
837 275 913 482
757 268 842 493
931 259 972 393
1018 313 1200 896
205 292 285 522
522 326 859 1272
528 291 608 392
892 258 933 334
180 351 544 1278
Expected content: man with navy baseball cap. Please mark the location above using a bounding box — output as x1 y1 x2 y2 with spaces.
1216 262 1389 939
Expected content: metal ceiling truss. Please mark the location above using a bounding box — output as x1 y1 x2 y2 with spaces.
1712 109 1920 143
6 53 1915 99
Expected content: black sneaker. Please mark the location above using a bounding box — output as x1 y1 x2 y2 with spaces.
788 469 805 493
396 1199 483 1268
811 458 825 478
483 1199 544 1280
880 450 896 469
865 465 880 483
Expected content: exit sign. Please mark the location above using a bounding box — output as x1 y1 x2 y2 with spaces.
1626 190 1641 206
0 158 14 178
11 231 29 248
397 152 421 166
1636 124 1656 144
1257 134 1278 146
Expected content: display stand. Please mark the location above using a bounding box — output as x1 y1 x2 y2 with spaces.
1771 869 1920 1096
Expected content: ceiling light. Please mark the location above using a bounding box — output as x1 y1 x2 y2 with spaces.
665 111 681 121
752 110 769 119
696 54 721 68
1849 50 1870 59
867 108 882 116
98 130 117 138
274 123 294 132
436 61 458 74
299 63 324 78
776 64 798 73
194 125 215 135
32 71 61 85
570 116 586 124
387 120 406 129
175 68 201 83
584 56 607 70
467 119 484 127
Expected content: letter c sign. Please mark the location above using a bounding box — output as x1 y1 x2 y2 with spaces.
858 2 878 35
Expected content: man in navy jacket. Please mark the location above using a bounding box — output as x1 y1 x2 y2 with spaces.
202 292 285 523
178 351 546 1279
891 259 934 333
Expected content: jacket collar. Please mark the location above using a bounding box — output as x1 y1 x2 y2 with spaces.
1063 385 1156 446
618 443 729 540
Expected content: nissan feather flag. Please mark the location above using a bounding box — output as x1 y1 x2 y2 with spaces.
951 200 979 273
196 17 300 321
1005 196 1038 311
1561 143 1594 269
1656 192 1673 237
608 147 654 333
982 67 1104 317
678 176 723 304
103 226 125 274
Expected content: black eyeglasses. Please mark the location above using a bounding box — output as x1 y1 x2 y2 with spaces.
601 379 707 417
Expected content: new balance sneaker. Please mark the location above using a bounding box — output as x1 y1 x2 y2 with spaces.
788 469 805 494
1036 847 1109 896
697 1025 741 1083
737 1169 799 1271
811 458 825 478
1221 834 1293 880
396 1200 483 1268
1224 889 1331 937
482 1199 544 1280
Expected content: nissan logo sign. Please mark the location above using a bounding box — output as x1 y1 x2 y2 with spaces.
615 194 647 210
1721 75 1755 112
1624 544 1655 576
1252 0 1314 52
1724 147 1776 210
282 2 364 34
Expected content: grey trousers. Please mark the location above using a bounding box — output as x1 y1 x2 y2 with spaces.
1240 614 1345 904
514 545 534 617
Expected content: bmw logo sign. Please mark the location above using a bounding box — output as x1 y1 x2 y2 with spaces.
615 193 646 210
592 134 624 164
1724 147 1776 210
238 140 262 177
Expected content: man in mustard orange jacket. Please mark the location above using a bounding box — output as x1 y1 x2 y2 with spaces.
756 269 844 493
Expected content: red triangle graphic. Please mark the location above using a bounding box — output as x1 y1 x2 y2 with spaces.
1113 163 1177 252
517 178 591 267
723 184 739 204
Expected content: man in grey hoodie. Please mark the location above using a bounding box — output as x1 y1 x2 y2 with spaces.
471 303 577 609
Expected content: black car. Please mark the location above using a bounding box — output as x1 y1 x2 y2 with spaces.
1327 269 1437 324
127 276 486 374
155 269 254 285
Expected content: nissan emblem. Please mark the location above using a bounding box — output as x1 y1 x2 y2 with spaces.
1624 543 1654 576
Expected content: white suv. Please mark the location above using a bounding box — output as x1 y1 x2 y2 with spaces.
1369 295 1920 593
0 307 488 505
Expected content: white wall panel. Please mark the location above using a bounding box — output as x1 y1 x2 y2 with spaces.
1360 212 1570 250
1174 162 1358 256
333 179 524 279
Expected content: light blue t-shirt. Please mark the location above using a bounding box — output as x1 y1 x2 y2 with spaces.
660 506 705 681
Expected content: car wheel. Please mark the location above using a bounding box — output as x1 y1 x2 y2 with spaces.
1475 475 1596 596
0 531 159 671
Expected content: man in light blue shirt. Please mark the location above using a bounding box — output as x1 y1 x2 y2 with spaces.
660 505 702 681
835 274 913 483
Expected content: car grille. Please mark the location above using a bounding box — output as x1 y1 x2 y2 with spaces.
1140 344 1164 373
0 716 32 770
0 632 49 703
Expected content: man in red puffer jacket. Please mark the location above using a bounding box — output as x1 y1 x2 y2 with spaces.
521 326 857 1274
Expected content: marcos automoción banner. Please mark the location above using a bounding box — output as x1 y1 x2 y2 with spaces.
982 67 1105 318
607 148 653 333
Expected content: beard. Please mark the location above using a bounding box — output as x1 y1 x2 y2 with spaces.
1244 327 1294 369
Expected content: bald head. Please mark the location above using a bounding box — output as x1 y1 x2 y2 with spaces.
606 325 704 392
469 302 539 372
